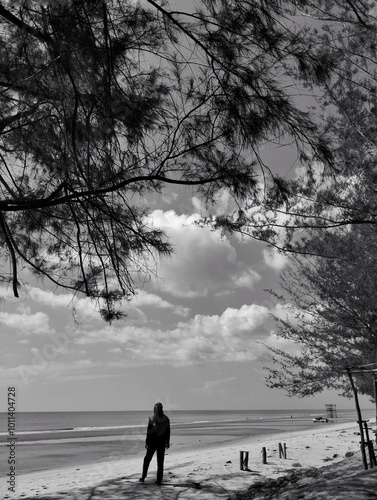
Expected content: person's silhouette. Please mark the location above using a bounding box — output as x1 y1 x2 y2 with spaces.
139 402 170 485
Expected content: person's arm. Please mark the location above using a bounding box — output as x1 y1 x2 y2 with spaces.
145 418 153 448
165 418 170 448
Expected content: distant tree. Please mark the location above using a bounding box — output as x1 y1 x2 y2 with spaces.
0 0 339 320
217 0 377 253
265 224 377 400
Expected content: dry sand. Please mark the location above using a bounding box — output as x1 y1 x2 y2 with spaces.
2 420 377 499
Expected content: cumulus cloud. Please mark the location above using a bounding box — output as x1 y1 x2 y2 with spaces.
132 290 190 316
0 310 52 335
262 248 289 271
26 286 100 319
26 286 74 308
149 210 261 297
262 331 302 357
191 190 238 217
75 303 270 365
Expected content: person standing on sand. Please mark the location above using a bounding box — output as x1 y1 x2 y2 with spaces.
139 402 170 485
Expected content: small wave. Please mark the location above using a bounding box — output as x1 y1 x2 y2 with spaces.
0 423 145 436
73 424 144 431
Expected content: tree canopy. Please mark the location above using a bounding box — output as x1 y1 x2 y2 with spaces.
1 1 377 320
0 0 341 320
265 224 377 400
223 1 377 252
254 1 377 403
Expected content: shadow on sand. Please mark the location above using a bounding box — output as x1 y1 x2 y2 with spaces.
8 472 235 499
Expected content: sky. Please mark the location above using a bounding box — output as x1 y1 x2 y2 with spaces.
0 173 373 413
0 0 374 414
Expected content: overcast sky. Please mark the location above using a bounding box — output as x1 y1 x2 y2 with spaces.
0 176 373 413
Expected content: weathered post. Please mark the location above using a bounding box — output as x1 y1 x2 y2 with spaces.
262 447 267 464
363 421 377 468
239 451 249 470
278 443 287 459
346 367 368 470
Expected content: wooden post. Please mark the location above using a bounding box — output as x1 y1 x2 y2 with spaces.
278 443 287 459
363 421 377 468
347 367 368 470
262 447 267 464
239 451 249 470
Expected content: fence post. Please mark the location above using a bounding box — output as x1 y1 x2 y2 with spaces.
278 443 287 459
239 451 249 470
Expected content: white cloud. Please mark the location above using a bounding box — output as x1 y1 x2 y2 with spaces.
0 310 52 335
26 286 74 308
149 210 261 297
190 377 237 393
263 331 302 357
132 290 190 316
161 192 179 205
2 358 109 386
26 286 100 319
191 190 239 217
232 267 261 287
75 303 270 365
191 196 204 213
262 248 289 271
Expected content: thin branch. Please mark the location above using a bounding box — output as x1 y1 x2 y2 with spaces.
0 212 19 297
0 4 53 44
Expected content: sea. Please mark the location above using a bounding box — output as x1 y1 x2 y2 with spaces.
0 408 375 475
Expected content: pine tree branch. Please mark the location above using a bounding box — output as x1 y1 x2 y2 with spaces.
0 4 53 44
0 211 19 297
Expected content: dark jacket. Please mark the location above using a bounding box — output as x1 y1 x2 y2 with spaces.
145 413 170 448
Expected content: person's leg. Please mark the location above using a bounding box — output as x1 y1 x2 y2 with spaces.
156 445 165 484
141 446 155 480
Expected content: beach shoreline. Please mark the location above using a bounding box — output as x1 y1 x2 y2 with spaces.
3 409 364 477
2 419 375 499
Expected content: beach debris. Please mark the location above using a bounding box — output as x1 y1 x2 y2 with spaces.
191 482 201 489
345 451 355 458
313 416 329 423
226 460 232 463
292 462 302 468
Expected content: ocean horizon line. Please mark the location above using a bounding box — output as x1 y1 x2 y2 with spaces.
0 406 367 413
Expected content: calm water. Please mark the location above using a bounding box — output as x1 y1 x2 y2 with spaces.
0 408 370 434
0 408 374 435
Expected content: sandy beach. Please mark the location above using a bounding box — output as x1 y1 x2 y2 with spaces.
2 419 377 499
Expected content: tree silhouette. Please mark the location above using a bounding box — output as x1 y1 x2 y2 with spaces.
0 0 341 319
265 225 377 399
